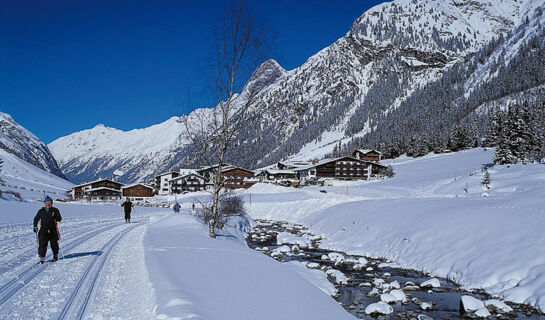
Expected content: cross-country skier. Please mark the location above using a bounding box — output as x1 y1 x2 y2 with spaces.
173 202 180 213
121 198 133 223
33 196 62 264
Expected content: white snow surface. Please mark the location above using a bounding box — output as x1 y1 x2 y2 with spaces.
0 148 73 201
145 214 354 320
242 148 545 311
0 201 354 319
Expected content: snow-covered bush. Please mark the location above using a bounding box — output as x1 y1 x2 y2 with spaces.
196 195 247 229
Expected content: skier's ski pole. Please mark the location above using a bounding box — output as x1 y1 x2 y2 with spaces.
56 221 65 260
59 239 65 260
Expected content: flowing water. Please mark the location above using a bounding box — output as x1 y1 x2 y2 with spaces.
246 219 545 320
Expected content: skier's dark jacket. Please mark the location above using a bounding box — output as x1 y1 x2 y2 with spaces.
121 201 133 213
33 207 62 239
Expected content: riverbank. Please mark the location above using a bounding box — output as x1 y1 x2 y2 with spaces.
242 148 545 312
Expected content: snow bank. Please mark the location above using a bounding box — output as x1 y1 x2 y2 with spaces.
144 214 354 320
245 148 545 311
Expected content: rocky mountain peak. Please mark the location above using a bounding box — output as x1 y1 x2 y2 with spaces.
0 111 65 179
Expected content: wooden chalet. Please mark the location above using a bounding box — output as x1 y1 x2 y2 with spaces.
169 173 208 193
196 163 235 182
223 167 256 189
71 178 124 201
122 183 155 200
353 149 382 163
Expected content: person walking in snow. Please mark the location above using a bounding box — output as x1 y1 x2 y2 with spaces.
173 202 180 213
121 198 133 223
33 196 62 264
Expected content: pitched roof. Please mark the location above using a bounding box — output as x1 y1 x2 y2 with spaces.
87 187 122 193
169 172 207 182
121 183 154 190
73 178 124 188
355 149 382 155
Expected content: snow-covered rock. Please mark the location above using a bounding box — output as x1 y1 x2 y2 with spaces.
389 289 407 303
421 278 441 288
475 307 492 318
484 299 513 313
365 301 394 315
461 295 485 312
420 302 432 311
380 293 397 304
325 269 348 284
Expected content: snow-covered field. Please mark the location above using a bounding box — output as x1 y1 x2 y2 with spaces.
241 148 545 311
1 147 543 318
0 202 354 319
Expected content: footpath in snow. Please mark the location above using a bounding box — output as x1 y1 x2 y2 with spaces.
240 148 545 312
144 213 355 320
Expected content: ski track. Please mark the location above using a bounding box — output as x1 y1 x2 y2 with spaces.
0 215 155 320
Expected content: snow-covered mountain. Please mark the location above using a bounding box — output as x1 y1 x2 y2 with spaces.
49 0 545 183
0 111 65 179
0 148 73 201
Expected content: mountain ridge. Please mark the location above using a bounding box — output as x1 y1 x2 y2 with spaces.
48 0 544 183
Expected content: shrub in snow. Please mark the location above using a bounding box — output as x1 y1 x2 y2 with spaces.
420 278 441 288
365 301 393 315
195 195 246 229
460 295 485 312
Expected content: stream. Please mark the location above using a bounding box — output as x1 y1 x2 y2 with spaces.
245 219 545 320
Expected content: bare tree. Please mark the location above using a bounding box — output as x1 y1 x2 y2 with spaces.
184 0 271 238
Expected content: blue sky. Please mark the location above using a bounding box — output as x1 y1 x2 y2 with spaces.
0 0 384 143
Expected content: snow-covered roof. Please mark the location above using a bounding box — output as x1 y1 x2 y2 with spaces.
86 187 122 193
198 163 235 171
355 149 382 155
169 173 207 182
121 183 154 190
179 168 197 175
73 178 124 188
222 166 254 174
260 169 297 175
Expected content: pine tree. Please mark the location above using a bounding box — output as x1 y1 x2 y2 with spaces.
484 109 504 147
481 167 491 189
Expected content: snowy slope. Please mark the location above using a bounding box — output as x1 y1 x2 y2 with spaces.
241 148 545 311
0 111 64 178
0 148 73 201
49 0 540 183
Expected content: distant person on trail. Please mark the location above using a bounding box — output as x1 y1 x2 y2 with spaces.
121 198 133 223
33 196 62 264
173 202 181 213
